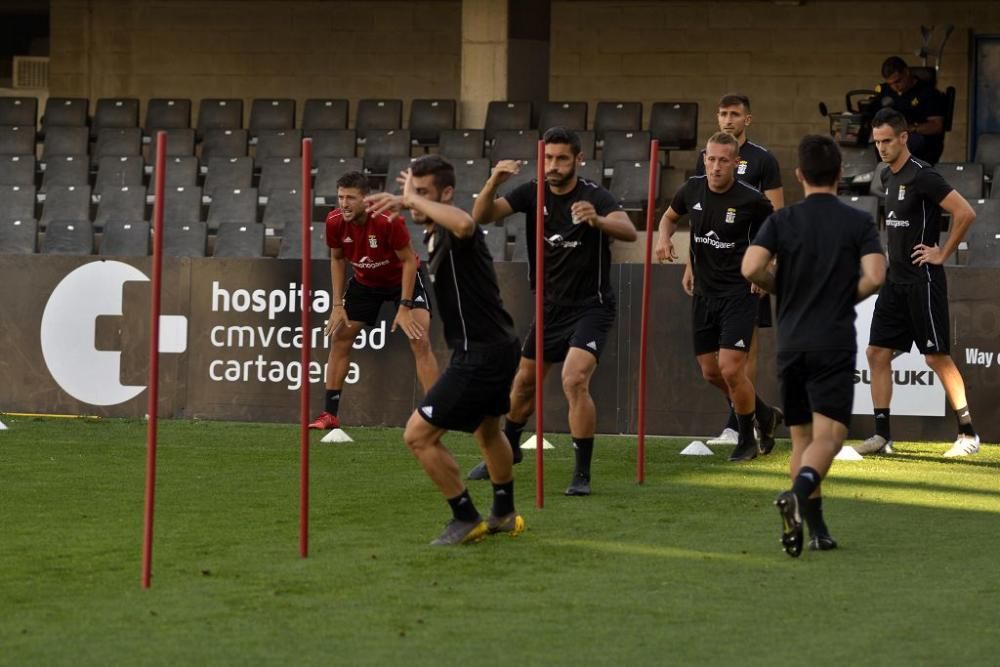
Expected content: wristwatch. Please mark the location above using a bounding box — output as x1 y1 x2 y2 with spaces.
399 298 415 309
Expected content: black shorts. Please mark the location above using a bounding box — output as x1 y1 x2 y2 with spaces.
757 294 773 328
778 349 855 428
521 300 616 363
418 338 520 433
869 279 950 354
344 269 431 326
692 293 758 356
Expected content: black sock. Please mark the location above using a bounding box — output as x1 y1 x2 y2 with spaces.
325 389 341 416
735 412 755 442
491 480 515 517
447 489 480 523
955 405 977 437
791 466 822 504
572 437 594 479
754 395 773 429
874 408 891 440
804 496 830 537
725 402 738 431
504 419 526 464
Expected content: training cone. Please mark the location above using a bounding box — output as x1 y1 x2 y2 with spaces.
320 428 353 443
520 434 554 450
680 440 713 456
0 419 7 430
835 446 864 461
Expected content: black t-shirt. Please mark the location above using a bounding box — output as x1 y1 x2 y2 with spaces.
424 223 516 350
694 140 782 192
752 193 883 353
669 176 774 298
874 79 947 160
504 177 623 306
881 157 953 285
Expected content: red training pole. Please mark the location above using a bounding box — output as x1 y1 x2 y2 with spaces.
141 131 167 588
299 138 313 558
534 143 545 509
636 140 659 484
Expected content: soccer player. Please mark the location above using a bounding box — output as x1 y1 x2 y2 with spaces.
467 127 637 496
742 134 886 557
364 156 524 545
656 131 781 462
859 108 980 457
692 94 784 447
873 57 948 164
308 171 439 433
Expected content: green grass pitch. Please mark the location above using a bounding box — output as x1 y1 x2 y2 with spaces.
2 417 998 665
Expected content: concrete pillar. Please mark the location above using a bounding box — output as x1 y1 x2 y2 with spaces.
460 0 508 128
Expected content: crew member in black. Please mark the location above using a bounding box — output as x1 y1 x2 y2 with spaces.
860 108 980 458
656 131 780 462
692 94 784 447
743 134 886 557
365 155 524 546
873 56 948 164
467 127 637 496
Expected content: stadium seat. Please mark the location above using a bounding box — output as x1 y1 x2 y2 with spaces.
308 129 357 162
491 129 539 164
94 156 143 197
451 190 479 215
93 127 142 167
147 128 196 163
95 186 146 229
41 220 93 255
609 160 657 211
203 156 253 195
92 98 139 138
40 185 91 228
197 99 244 137
439 129 484 160
355 99 403 141
0 218 37 253
594 102 642 140
649 102 698 151
405 220 429 261
144 98 192 136
100 220 150 257
577 130 596 160
963 201 1000 267
409 99 456 147
0 126 35 156
250 99 296 136
992 166 1000 199
40 156 88 193
973 133 1000 175
538 101 587 132
162 185 203 226
602 130 652 167
302 98 349 133
484 101 532 142
147 156 199 199
510 216 529 261
207 187 258 230
385 156 418 189
495 159 536 199
201 129 248 161
40 126 88 163
278 221 329 260
0 155 34 186
577 159 604 184
263 188 305 229
838 195 881 224
839 146 878 188
41 97 88 133
314 157 364 201
259 157 303 196
363 129 411 174
255 129 302 162
453 158 491 194
0 96 38 127
214 222 264 258
0 185 35 221
162 222 207 257
936 162 984 200
869 161 889 199
481 225 506 261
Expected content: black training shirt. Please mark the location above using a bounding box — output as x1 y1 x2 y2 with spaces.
670 176 774 298
752 194 883 353
881 157 953 285
504 177 623 306
694 140 782 192
424 222 516 351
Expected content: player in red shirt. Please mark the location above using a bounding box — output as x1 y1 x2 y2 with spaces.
309 171 440 432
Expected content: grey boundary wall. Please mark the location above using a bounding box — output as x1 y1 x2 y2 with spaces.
2 255 998 442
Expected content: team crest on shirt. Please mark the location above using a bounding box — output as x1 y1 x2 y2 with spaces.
737 160 748 175
725 207 737 224
368 234 378 248
911 98 919 107
898 185 906 201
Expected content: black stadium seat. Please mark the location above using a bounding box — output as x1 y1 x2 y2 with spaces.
649 102 698 151
197 98 243 137
147 156 199 197
538 101 587 132
41 97 88 133
439 129 484 159
577 130 596 160
594 102 642 140
315 157 364 201
250 98 296 135
255 129 302 162
259 157 303 196
207 187 258 230
356 99 402 140
609 160 657 211
973 133 1000 175
0 155 34 186
40 185 90 228
0 96 38 127
577 159 604 184
92 98 139 138
144 98 192 135
262 188 304 229
95 186 146 229
936 162 983 200
40 126 88 162
0 126 35 156
964 200 1000 267
93 127 142 167
363 129 411 174
147 128 196 162
491 129 538 163
94 156 143 196
453 158 491 194
278 221 329 260
484 101 532 141
100 220 150 257
993 166 1000 199
0 185 35 221
481 225 506 261
162 185 203 226
203 156 253 195
214 222 264 258
602 130 652 166
201 128 248 160
409 98 456 146
495 159 536 199
302 98 349 132
308 129 357 162
42 220 93 255
837 195 880 224
0 218 37 254
40 156 89 192
163 222 207 257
